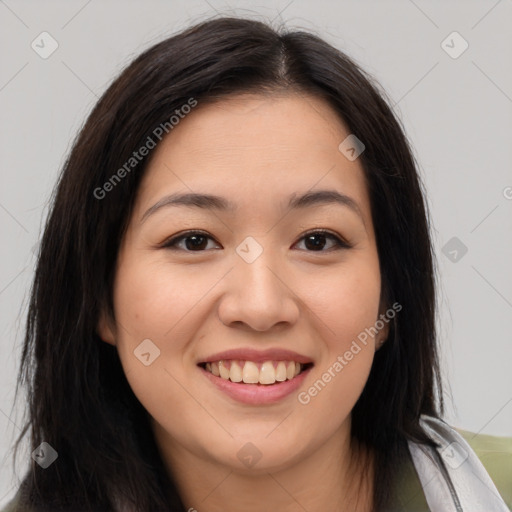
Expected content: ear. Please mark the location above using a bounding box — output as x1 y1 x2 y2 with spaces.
97 308 116 346
375 301 390 350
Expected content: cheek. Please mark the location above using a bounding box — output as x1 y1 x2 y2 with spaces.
109 256 227 408
296 256 380 421
298 287 378 440
297 342 374 452
307 255 382 345
109 259 191 386
112 257 209 341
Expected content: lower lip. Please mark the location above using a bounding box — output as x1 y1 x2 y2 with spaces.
199 365 313 405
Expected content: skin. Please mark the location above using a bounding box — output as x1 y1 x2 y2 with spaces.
98 92 389 512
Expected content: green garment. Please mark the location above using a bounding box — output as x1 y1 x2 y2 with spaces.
455 428 511 510
390 428 512 511
2 429 510 511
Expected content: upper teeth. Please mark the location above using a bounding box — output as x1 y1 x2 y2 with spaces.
205 360 303 385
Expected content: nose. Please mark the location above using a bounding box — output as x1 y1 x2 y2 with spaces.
217 248 300 332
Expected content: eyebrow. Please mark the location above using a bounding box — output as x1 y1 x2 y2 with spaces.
140 189 364 224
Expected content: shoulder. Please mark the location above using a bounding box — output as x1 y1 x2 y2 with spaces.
454 425 512 510
0 479 32 512
0 494 22 512
416 414 512 511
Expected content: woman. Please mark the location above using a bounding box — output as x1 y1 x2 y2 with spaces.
3 16 510 512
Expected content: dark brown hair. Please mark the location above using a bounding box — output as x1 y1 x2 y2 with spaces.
12 15 443 511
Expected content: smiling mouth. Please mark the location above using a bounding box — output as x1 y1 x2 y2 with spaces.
198 360 314 385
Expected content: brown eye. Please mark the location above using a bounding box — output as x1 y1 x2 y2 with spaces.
294 230 351 252
161 229 350 253
162 231 220 252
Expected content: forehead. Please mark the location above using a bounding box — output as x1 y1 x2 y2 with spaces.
152 92 351 163
135 93 373 229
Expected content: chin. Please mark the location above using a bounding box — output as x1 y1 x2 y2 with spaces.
207 433 309 474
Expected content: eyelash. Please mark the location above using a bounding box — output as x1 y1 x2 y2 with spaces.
160 229 351 253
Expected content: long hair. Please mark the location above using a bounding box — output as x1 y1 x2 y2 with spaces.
12 15 444 511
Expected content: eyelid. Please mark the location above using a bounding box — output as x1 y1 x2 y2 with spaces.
160 228 352 251
159 229 219 250
298 228 351 248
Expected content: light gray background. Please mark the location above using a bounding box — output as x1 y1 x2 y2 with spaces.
1 0 511 505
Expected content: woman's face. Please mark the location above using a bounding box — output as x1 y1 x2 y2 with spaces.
99 92 388 475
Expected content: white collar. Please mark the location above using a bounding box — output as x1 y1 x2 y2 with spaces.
408 415 509 511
